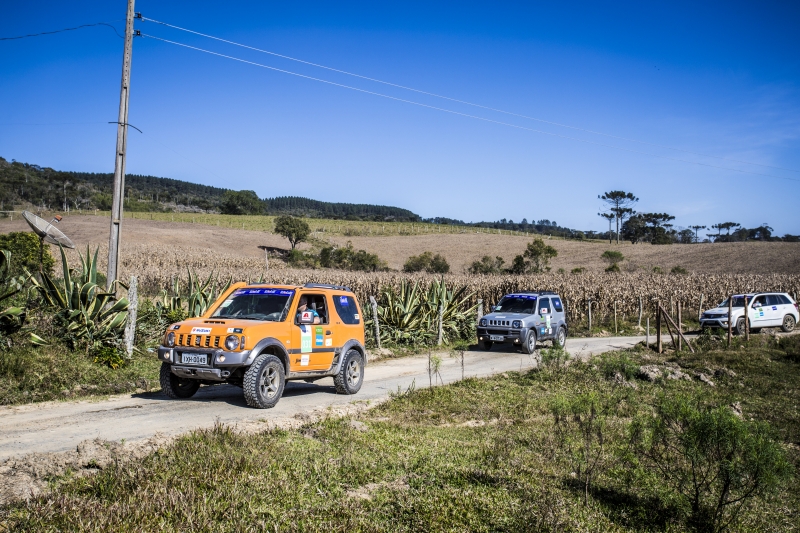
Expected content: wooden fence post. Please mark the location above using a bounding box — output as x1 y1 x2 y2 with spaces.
369 296 381 350
614 301 618 335
727 294 733 347
124 276 138 359
698 294 704 322
588 298 592 332
638 296 643 329
677 300 682 351
646 317 650 348
477 299 484 321
437 304 444 346
744 295 750 341
657 305 662 353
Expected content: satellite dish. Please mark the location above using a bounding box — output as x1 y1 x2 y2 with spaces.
22 211 75 249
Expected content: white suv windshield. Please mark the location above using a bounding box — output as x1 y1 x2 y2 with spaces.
211 288 295 321
719 296 749 308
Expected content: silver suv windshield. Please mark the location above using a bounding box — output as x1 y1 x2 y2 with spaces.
211 288 295 321
495 294 537 314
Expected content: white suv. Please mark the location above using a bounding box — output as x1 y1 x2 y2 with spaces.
700 293 798 335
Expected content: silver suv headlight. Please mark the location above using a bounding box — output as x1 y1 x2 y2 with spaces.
479 318 487 327
512 320 522 329
225 335 240 351
165 331 175 347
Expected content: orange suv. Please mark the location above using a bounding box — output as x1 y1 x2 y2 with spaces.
157 283 366 408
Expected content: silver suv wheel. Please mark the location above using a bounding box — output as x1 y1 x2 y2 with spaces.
782 315 796 333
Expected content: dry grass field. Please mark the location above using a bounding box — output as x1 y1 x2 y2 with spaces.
1 214 798 275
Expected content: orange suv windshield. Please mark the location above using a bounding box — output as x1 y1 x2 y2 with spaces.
211 288 295 321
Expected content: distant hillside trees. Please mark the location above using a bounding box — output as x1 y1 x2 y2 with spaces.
220 190 263 215
599 190 638 245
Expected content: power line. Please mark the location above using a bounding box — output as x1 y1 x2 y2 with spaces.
0 122 110 126
141 16 799 174
141 33 800 183
0 21 124 41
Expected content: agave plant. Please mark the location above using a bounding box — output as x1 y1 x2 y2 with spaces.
32 245 128 350
369 280 477 346
0 250 31 337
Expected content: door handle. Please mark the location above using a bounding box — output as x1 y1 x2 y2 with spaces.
326 330 331 335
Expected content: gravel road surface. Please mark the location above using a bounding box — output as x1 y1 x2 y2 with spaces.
0 336 645 462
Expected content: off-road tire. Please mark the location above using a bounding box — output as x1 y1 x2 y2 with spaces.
782 314 796 333
159 363 200 399
735 318 748 336
522 329 537 355
243 354 285 409
479 340 493 351
554 326 567 348
334 349 364 395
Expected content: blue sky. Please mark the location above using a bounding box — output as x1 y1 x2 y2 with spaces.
2 1 799 234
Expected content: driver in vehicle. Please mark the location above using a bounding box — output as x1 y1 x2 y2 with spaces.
297 296 321 324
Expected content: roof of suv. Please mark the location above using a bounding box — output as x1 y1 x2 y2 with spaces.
507 291 559 296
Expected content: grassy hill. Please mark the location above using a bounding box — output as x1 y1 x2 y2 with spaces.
0 157 420 221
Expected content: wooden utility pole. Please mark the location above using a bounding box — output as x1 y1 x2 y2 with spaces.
107 0 137 289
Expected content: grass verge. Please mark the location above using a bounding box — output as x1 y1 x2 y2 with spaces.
2 335 798 532
0 345 161 406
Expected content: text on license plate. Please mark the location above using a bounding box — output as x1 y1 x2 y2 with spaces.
489 335 504 341
182 353 208 365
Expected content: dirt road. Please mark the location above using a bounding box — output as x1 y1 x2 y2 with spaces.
0 336 642 462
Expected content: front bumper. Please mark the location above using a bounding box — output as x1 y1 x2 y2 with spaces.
477 328 524 344
700 318 730 328
158 345 253 380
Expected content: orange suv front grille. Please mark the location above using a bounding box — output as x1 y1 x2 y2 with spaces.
176 334 222 348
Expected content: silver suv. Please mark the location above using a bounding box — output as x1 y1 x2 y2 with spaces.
700 292 798 335
477 291 567 353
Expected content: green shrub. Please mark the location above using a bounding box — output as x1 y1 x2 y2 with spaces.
0 249 31 339
571 267 586 274
601 250 625 264
403 251 450 273
286 249 318 269
671 265 688 275
468 255 505 275
630 394 792 532
523 238 558 273
599 352 639 381
91 344 126 369
653 266 663 274
320 242 387 271
550 390 611 503
605 263 621 273
0 231 54 278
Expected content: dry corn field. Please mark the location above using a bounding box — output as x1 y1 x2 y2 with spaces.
61 242 800 324
2 215 799 322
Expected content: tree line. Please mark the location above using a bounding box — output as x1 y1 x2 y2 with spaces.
598 189 797 243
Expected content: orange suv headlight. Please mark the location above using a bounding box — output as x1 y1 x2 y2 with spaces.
225 335 240 351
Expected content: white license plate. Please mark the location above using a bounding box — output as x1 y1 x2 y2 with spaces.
489 335 504 341
181 353 207 365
